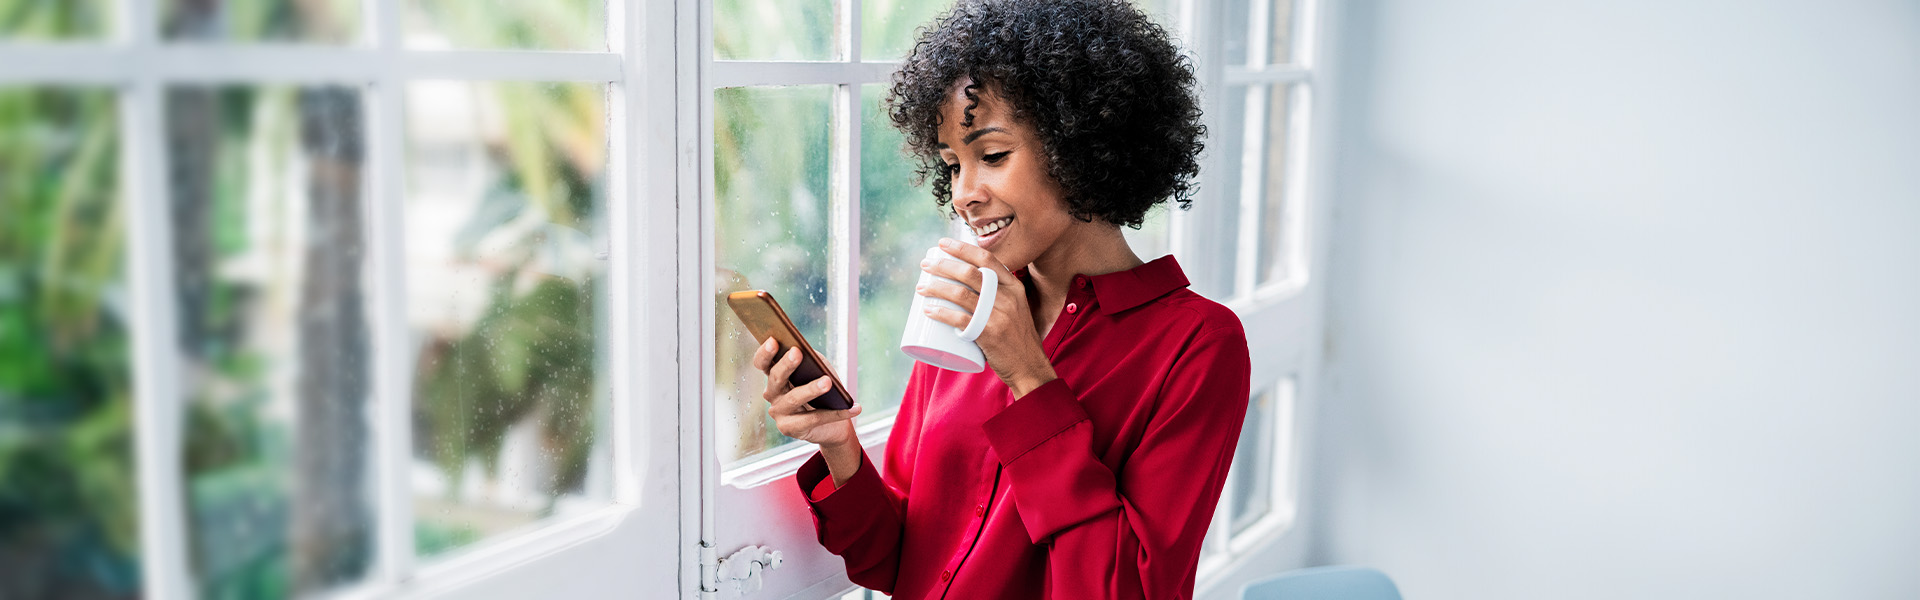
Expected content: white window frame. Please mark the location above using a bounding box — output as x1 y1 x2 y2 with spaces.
1 0 685 597
696 2 907 489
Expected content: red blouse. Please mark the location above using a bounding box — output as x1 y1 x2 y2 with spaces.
795 255 1251 600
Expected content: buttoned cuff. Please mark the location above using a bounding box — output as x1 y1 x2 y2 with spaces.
794 449 885 521
983 379 1089 463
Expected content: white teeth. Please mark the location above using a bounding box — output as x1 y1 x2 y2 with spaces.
973 217 1012 236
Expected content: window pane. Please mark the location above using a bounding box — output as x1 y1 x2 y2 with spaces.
404 82 612 558
858 84 950 419
406 0 605 50
1227 386 1274 535
162 0 359 43
166 85 374 596
713 85 833 464
0 0 111 39
1192 85 1249 299
861 0 952 61
1129 0 1182 32
1222 0 1251 66
715 0 835 61
0 88 138 599
1125 206 1173 261
1268 0 1296 65
1256 84 1294 287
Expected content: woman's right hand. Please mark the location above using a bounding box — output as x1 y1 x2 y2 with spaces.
752 337 862 449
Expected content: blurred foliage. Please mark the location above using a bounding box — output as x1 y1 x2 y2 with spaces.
407 77 608 554
861 0 955 61
0 0 111 39
161 0 359 42
0 88 140 598
409 0 603 50
714 0 836 61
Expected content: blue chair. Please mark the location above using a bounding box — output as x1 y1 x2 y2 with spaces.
1239 565 1402 600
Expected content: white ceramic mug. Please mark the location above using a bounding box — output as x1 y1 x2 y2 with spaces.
900 247 999 373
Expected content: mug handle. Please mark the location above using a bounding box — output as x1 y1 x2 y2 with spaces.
957 267 998 342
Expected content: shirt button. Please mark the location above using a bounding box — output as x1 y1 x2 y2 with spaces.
1066 303 1078 314
975 504 986 516
941 570 953 582
1075 277 1088 289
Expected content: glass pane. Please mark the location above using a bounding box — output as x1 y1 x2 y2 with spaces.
714 85 833 464
162 0 359 43
1268 0 1297 65
0 88 138 599
1222 0 1251 66
404 82 612 558
1192 85 1250 299
715 0 835 61
1129 0 1182 33
1228 386 1274 535
858 84 950 419
861 0 953 61
0 0 111 39
1256 85 1294 287
406 0 605 50
166 85 374 596
1125 206 1173 261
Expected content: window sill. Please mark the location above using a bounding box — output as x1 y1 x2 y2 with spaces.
721 410 898 489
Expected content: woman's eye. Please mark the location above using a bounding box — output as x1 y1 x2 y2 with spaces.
983 151 1011 164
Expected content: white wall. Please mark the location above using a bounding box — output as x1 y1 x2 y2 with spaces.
1313 1 1920 598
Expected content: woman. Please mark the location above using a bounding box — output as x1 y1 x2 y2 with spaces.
750 1 1248 598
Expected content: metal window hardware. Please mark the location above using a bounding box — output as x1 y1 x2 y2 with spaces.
698 542 783 597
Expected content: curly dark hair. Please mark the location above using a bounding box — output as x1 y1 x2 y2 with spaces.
887 0 1206 229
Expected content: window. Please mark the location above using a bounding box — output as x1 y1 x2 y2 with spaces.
1194 0 1315 303
707 0 959 472
2 1 630 597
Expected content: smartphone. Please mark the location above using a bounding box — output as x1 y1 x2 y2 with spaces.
725 290 854 411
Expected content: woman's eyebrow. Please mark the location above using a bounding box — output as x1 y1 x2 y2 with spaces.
936 126 1010 149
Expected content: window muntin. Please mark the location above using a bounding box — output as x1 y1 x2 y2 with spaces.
402 81 614 557
0 87 136 599
404 0 606 50
713 0 837 61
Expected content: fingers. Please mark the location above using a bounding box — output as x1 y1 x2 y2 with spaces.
768 376 839 417
761 346 802 401
917 278 981 314
750 336 778 372
774 403 863 440
921 303 974 331
937 238 1010 276
921 253 985 292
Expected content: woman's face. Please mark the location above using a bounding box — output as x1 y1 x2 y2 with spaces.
936 81 1075 270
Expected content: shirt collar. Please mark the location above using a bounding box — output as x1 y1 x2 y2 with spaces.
1013 255 1192 314
1087 255 1191 313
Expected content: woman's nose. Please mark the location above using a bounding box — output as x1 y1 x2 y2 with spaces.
952 170 987 210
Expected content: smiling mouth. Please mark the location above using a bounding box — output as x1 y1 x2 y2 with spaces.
971 216 1012 238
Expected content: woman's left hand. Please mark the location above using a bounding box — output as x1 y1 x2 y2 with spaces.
918 238 1058 397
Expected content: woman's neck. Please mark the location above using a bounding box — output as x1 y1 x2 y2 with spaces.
1024 220 1144 314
